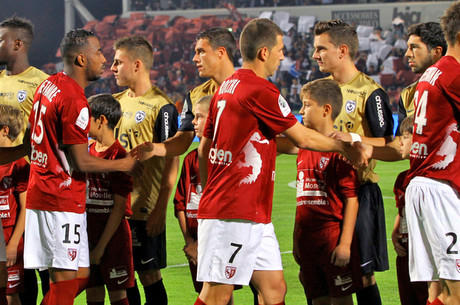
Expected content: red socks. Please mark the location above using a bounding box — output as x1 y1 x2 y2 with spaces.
75 277 90 297
42 279 78 305
194 297 206 305
430 298 444 305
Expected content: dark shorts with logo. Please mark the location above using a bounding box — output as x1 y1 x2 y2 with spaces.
87 216 134 291
356 183 389 275
297 224 362 299
4 226 24 294
129 219 167 271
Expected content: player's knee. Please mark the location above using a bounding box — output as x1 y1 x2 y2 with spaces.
138 269 162 286
361 274 376 287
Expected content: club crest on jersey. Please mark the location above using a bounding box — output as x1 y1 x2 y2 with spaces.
225 266 236 279
345 100 356 114
135 111 146 123
2 177 12 189
456 260 460 273
17 90 27 103
68 248 77 261
319 157 329 169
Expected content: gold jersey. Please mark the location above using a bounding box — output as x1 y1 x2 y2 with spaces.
332 72 394 183
179 79 219 131
396 81 417 135
0 67 48 145
114 86 178 220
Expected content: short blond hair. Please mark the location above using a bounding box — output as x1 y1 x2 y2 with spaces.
0 104 23 141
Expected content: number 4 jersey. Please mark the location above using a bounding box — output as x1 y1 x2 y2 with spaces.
27 72 90 213
406 56 460 192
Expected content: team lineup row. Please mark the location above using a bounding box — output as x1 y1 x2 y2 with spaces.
0 2 459 305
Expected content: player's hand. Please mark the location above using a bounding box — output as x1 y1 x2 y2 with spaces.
391 230 407 257
123 155 145 178
183 240 198 265
5 243 17 267
130 142 155 162
146 207 166 237
331 244 350 267
90 246 105 265
342 141 372 168
329 131 352 143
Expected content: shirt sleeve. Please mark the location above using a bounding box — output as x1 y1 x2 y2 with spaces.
365 88 394 138
396 95 407 136
178 92 194 132
336 156 359 200
154 103 179 143
203 95 217 140
61 97 90 145
14 159 30 193
173 155 190 217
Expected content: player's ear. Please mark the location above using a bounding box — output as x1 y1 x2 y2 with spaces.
134 59 142 72
323 104 332 117
14 39 23 50
75 54 85 67
99 115 108 126
0 126 9 137
257 46 269 61
217 46 226 59
338 44 348 60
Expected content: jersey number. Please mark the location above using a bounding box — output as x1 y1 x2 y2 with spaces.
213 100 226 141
446 232 458 255
62 223 81 244
229 243 242 263
413 90 428 135
31 103 47 145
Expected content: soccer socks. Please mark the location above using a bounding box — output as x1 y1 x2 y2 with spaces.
127 279 141 305
194 297 206 305
75 277 90 297
111 298 129 305
0 287 6 305
44 279 78 305
430 298 444 305
144 278 168 305
356 283 382 305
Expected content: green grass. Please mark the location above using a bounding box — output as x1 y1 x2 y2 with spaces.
64 143 408 304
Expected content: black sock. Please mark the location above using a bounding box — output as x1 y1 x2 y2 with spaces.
144 278 167 305
39 269 50 296
356 283 382 305
249 282 258 305
19 269 38 305
127 279 142 305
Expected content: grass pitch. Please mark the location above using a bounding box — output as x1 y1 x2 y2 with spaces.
65 143 408 304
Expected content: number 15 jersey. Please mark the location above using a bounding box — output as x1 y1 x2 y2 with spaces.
406 56 460 193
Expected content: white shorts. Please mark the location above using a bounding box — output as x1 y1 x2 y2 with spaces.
197 219 283 286
0 225 6 262
406 177 460 282
24 209 89 270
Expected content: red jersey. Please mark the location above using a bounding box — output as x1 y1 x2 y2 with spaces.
173 149 201 237
199 69 298 223
0 159 29 228
295 149 359 229
406 56 460 192
85 140 132 217
394 170 408 209
27 72 90 213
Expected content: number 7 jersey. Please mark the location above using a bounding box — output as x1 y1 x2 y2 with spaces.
406 56 460 192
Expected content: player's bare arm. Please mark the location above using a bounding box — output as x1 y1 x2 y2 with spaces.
198 136 212 188
276 136 299 155
145 156 180 237
131 131 195 160
329 131 393 147
177 211 198 265
90 194 127 265
331 196 358 267
391 214 407 257
6 191 26 267
372 137 404 161
68 142 143 176
282 122 369 167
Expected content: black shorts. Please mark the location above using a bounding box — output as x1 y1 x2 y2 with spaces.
356 183 389 274
129 219 167 271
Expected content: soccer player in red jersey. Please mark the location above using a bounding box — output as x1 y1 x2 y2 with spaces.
195 18 368 305
0 29 140 305
404 2 460 305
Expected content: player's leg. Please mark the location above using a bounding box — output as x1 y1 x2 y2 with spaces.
108 289 128 305
428 282 442 303
330 295 353 305
86 286 106 305
250 270 286 304
440 279 460 305
198 282 234 305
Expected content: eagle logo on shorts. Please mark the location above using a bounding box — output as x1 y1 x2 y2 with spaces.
68 248 77 261
456 259 460 273
225 266 236 279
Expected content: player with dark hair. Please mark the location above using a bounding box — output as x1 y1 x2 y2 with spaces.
313 19 394 305
0 16 48 146
0 28 140 305
111 35 179 305
404 2 460 304
195 18 368 305
85 93 134 305
131 27 237 158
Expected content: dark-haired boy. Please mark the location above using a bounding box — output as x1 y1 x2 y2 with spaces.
84 93 134 305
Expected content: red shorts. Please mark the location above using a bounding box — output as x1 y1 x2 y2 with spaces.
396 238 428 305
3 226 24 294
87 215 134 291
296 223 362 299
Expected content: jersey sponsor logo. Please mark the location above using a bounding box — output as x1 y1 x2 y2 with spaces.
278 95 291 117
2 177 12 189
419 67 442 86
0 92 13 99
209 147 233 166
109 267 128 279
375 95 385 128
30 144 48 167
68 248 77 261
236 132 269 185
225 266 236 279
345 100 356 114
115 128 141 150
17 90 27 103
164 111 170 139
410 141 428 159
0 194 11 214
7 270 20 281
319 157 329 170
334 273 352 286
135 111 146 123
75 107 89 130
